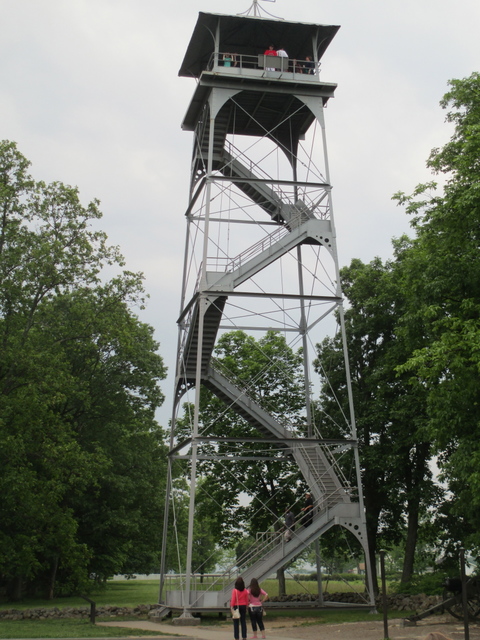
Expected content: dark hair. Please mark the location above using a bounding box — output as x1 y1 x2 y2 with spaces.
235 576 245 591
249 577 261 598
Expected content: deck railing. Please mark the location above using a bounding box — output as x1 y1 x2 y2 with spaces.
207 52 320 78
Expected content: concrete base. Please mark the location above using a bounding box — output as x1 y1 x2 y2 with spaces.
173 616 201 626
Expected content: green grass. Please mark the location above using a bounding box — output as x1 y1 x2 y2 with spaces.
262 578 366 596
0 618 169 639
0 608 421 638
0 577 370 611
0 577 398 639
197 608 417 626
0 580 161 610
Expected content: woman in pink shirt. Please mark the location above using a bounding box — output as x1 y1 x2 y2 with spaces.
247 578 268 639
231 576 249 640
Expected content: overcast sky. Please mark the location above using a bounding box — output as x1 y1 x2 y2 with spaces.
2 0 479 426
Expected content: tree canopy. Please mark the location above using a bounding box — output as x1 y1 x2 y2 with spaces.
0 141 168 600
393 72 480 561
175 330 307 546
314 72 480 585
314 253 438 589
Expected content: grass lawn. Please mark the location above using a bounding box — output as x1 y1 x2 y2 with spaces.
0 577 371 611
0 618 168 639
197 608 416 626
0 580 161 610
0 577 403 639
0 608 420 639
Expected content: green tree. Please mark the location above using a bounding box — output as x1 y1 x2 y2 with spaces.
193 478 223 580
394 72 480 559
175 330 307 594
177 330 306 540
314 255 437 590
0 141 167 599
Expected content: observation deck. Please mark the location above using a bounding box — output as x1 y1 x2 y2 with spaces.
179 12 339 137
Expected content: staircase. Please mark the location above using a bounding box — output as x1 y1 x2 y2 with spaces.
204 361 353 518
178 296 227 381
214 500 362 607
163 499 362 609
176 215 336 401
290 443 351 507
218 150 286 222
191 105 230 186
192 104 321 227
169 105 369 611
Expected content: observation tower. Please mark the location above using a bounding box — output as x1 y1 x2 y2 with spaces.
159 6 375 618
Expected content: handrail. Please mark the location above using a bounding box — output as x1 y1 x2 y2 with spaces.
210 358 296 432
312 425 355 496
207 52 320 78
162 494 340 600
205 224 290 274
223 141 329 220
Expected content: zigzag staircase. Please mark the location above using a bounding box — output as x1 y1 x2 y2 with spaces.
195 362 357 607
175 307 358 609
176 217 337 401
173 116 364 610
191 102 317 226
213 501 362 608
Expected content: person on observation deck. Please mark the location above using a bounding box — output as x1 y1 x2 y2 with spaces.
264 44 277 70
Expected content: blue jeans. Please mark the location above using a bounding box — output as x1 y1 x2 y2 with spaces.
233 604 247 640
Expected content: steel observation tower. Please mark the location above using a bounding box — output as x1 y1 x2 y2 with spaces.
158 6 375 619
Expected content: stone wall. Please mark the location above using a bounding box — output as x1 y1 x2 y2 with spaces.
271 592 443 611
0 604 157 621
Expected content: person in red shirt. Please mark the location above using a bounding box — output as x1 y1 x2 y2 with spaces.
264 44 277 70
231 576 249 640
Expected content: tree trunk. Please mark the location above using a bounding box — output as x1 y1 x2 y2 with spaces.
7 575 23 601
277 567 286 596
401 501 419 583
364 487 381 596
365 525 379 596
47 555 59 599
360 425 384 598
401 443 430 583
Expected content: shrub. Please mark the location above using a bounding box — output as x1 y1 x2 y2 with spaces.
391 572 449 595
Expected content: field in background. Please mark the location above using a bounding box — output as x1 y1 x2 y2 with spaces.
0 577 368 611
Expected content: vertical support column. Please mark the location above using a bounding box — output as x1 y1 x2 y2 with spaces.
180 87 217 617
299 92 376 608
296 245 313 438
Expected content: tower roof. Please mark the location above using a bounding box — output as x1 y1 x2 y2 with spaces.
179 12 340 78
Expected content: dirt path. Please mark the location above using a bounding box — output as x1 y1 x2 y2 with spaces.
99 615 480 640
268 615 480 640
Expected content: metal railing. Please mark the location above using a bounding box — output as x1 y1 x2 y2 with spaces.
312 424 356 499
207 52 320 78
222 140 330 220
205 224 290 275
209 357 297 432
